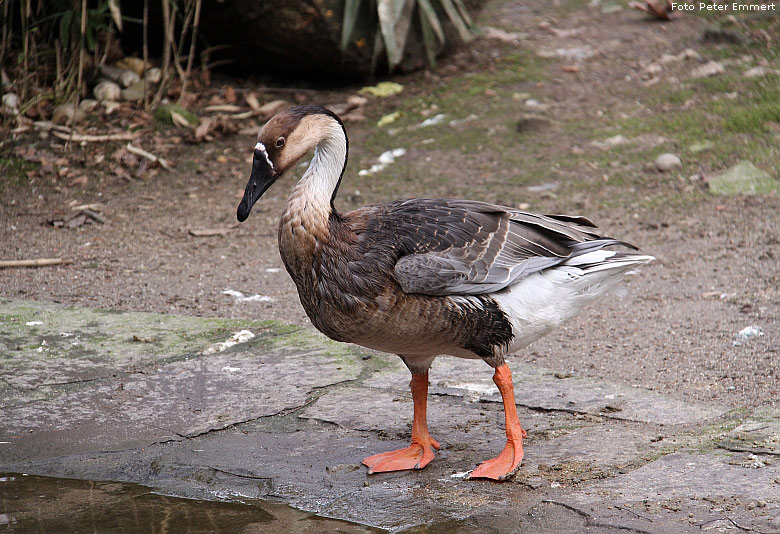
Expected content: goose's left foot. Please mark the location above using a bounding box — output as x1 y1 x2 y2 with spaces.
467 423 526 480
363 371 439 474
467 363 528 481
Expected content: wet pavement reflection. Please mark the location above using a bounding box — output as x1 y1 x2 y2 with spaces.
0 473 383 533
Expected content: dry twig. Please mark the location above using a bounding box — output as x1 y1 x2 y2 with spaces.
0 258 70 268
126 143 173 170
52 131 137 142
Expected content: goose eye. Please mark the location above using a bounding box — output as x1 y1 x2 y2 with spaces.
276 137 285 148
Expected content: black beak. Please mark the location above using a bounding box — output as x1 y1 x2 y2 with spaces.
237 152 276 222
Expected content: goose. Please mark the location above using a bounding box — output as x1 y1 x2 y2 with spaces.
236 105 653 480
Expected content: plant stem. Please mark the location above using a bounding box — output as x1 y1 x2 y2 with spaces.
154 0 172 107
143 0 149 109
179 0 201 104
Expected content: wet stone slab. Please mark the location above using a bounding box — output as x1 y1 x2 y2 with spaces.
1 299 778 533
0 299 364 460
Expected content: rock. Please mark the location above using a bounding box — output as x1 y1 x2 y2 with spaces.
120 80 146 102
689 141 714 154
78 99 99 112
592 134 629 150
708 161 780 196
691 61 724 78
654 153 682 172
2 92 19 114
743 66 771 78
703 26 747 45
119 70 140 88
144 67 161 83
94 80 121 102
98 64 125 82
52 103 85 125
659 53 678 64
644 63 662 77
679 48 701 61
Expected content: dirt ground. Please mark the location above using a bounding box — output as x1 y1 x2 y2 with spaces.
1 0 778 410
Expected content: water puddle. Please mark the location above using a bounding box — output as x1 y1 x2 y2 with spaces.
0 473 383 533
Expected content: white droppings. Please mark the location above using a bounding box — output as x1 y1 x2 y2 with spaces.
222 288 274 303
265 268 281 273
733 325 764 346
448 382 499 396
358 148 406 176
203 330 255 355
221 365 242 372
450 471 471 479
448 114 478 126
254 141 274 169
416 113 447 128
25 321 43 326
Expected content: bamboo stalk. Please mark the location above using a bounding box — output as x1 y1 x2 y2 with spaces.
68 0 87 146
153 0 173 107
0 0 10 68
178 0 201 103
21 0 30 102
143 0 149 109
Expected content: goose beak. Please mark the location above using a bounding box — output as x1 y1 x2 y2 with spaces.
237 153 276 222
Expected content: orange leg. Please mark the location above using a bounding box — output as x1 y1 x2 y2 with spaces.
362 372 440 473
468 363 527 481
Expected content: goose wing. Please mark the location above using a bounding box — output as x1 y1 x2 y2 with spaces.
379 199 631 296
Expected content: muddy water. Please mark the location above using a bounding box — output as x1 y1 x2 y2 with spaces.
0 473 383 533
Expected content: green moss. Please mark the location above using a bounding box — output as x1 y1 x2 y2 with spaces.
0 155 39 192
153 103 199 127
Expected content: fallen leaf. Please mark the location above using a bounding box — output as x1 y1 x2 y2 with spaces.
377 111 401 127
359 82 404 97
245 92 260 110
257 99 288 117
68 175 88 187
224 85 237 103
562 65 580 72
170 110 194 129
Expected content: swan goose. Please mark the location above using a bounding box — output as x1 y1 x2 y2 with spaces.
237 105 653 480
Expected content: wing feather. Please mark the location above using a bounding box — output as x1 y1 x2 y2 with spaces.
363 198 634 296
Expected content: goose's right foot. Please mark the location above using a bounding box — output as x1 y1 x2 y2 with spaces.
362 437 440 473
363 370 439 474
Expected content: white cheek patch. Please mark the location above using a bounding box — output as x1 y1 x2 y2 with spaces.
254 141 274 169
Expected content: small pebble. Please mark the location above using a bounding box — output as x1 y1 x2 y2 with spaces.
94 80 121 102
655 153 682 172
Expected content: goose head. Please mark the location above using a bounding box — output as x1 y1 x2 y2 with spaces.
237 105 347 222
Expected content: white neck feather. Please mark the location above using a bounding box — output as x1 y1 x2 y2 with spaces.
292 121 347 210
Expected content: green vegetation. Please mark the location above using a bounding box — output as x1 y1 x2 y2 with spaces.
0 155 40 193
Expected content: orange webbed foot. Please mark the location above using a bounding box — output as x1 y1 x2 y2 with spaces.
467 441 523 480
467 426 527 481
362 438 439 474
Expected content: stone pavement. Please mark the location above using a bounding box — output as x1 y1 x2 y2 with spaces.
1 299 778 533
